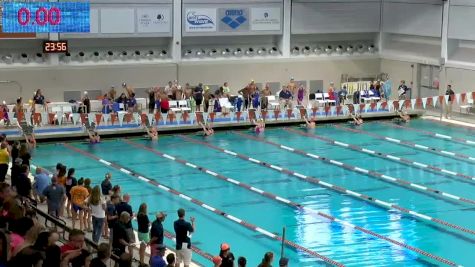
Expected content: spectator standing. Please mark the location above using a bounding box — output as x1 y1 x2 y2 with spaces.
89 186 106 243
193 83 204 112
445 84 455 119
137 203 150 267
101 173 113 197
60 229 91 267
106 194 120 241
279 257 289 267
237 256 247 267
10 158 22 189
150 211 166 257
212 256 222 267
18 143 31 168
166 254 175 267
115 194 135 243
90 243 110 267
174 208 195 267
84 178 93 232
65 168 78 218
0 143 9 182
219 243 235 267
258 252 274 267
279 87 293 110
15 165 32 199
33 167 49 202
112 212 132 256
42 177 66 217
70 178 89 231
398 80 408 100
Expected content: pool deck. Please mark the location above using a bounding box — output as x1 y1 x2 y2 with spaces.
2 109 423 142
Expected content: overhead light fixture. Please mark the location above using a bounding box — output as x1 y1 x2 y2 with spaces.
336 45 343 54
303 46 311 55
325 45 333 54
368 44 375 53
184 49 192 57
92 51 100 62
257 48 266 55
245 48 255 56
134 50 141 57
106 51 114 61
357 44 366 53
196 49 205 57
346 45 354 54
119 51 128 60
269 47 278 55
221 48 230 56
3 55 13 64
233 48 242 56
313 47 323 55
77 52 85 62
208 48 218 57
35 53 44 63
62 52 71 63
159 50 167 58
291 46 300 55
20 53 29 64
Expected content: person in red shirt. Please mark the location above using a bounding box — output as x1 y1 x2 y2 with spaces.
160 94 170 114
60 229 91 267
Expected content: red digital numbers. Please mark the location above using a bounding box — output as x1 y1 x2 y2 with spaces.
17 6 61 26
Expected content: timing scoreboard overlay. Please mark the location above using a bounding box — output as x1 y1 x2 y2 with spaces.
2 2 89 33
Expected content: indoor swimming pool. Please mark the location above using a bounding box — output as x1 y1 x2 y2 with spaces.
31 119 475 267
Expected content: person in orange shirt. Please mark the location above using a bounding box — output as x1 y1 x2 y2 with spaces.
70 178 90 231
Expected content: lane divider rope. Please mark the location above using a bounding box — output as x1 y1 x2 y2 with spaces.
284 128 475 184
333 125 475 164
379 121 475 147
60 143 344 267
178 135 475 237
28 163 214 263
123 139 462 267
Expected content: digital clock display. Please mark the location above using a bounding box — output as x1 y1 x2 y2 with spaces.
43 41 68 53
2 2 90 33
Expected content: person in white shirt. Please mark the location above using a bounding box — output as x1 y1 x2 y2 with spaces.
89 185 106 243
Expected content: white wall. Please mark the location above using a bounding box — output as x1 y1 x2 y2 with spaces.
380 59 418 98
0 58 380 103
446 67 475 93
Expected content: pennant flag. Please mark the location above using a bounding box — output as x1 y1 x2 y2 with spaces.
439 95 445 105
236 111 242 122
24 112 32 125
325 106 331 116
347 104 355 114
422 98 428 109
411 99 417 110
432 96 438 107
80 113 87 124
110 114 118 125
48 113 55 124
261 110 268 121
140 113 148 126
175 112 182 124
248 109 256 122
103 113 111 125
154 112 161 125
404 100 411 109
461 92 467 103
370 102 376 111
208 112 215 122
342 105 349 115
71 113 80 125
95 113 103 125
393 101 400 111
182 111 189 123
376 102 381 111
359 104 365 113
117 112 125 126
299 108 307 119
472 92 475 102
330 106 336 115
33 113 41 125
381 102 388 110
87 113 94 126
416 98 422 108
147 114 153 126
455 93 461 104
286 109 293 119
41 112 49 125
202 112 209 123
336 105 342 115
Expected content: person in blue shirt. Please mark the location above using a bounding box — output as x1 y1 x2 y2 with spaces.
127 93 137 112
33 167 50 202
279 87 293 109
150 244 167 267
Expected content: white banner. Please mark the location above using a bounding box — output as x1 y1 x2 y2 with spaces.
411 99 416 110
250 7 281 31
137 8 171 33
185 8 217 32
455 93 461 104
422 98 427 109
102 113 111 124
432 96 438 107
444 95 449 104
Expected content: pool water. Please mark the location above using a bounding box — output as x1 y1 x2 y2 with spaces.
32 119 475 266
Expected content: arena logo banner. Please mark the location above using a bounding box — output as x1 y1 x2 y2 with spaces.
137 7 171 33
185 8 216 32
250 7 281 31
218 8 249 32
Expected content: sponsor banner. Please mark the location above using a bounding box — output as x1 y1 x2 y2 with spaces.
218 8 249 31
185 8 217 32
250 7 281 31
137 7 171 33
